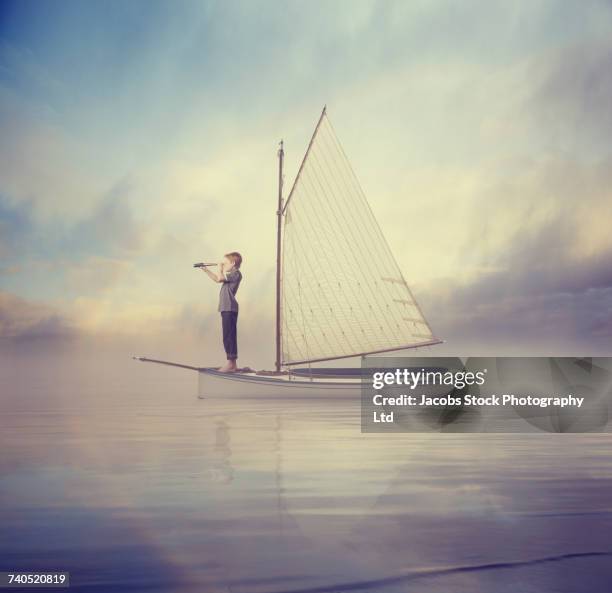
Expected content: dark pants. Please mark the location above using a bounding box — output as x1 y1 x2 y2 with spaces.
221 311 238 360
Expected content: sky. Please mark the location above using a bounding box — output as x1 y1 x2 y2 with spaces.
1 0 611 365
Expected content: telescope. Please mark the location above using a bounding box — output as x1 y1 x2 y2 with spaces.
193 262 217 268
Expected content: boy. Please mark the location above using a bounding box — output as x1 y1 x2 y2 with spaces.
201 252 243 372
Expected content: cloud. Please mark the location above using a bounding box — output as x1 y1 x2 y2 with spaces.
64 256 133 295
0 291 74 339
422 199 612 353
527 35 612 153
1 0 612 362
404 32 612 354
0 195 31 259
67 177 144 257
0 88 105 224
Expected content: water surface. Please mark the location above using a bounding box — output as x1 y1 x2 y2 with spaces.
2 344 612 592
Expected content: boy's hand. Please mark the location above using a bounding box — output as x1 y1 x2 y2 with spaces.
218 261 225 272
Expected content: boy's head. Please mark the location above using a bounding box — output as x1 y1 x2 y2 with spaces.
223 252 242 270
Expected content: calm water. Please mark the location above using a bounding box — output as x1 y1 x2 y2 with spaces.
1 343 612 592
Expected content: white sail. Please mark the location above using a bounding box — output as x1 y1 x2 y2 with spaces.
280 109 441 366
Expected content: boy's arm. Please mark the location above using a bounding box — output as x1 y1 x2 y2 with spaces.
201 264 225 283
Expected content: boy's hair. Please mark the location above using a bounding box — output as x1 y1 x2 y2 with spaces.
225 252 242 269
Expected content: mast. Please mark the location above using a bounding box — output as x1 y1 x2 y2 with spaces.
275 106 326 370
275 140 284 372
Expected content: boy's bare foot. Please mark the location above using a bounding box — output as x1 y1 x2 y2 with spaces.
218 360 238 373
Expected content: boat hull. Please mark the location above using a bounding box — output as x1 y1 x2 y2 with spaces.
133 357 448 401
198 368 363 399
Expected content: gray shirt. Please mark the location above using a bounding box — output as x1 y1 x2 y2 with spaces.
218 269 242 312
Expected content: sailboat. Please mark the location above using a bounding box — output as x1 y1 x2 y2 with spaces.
135 107 442 397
